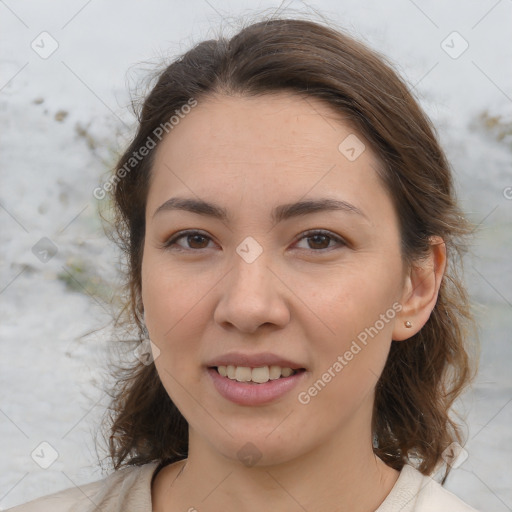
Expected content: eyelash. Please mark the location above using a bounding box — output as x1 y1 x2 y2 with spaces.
161 229 347 253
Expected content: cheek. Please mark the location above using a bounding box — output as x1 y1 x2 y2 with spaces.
310 260 398 332
141 257 210 378
142 254 207 328
303 258 400 385
141 260 208 412
298 287 395 426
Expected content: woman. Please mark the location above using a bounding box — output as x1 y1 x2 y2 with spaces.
9 16 479 512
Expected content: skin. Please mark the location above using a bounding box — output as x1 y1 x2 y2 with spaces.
141 92 446 512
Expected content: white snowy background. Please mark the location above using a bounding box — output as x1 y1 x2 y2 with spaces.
1 0 511 510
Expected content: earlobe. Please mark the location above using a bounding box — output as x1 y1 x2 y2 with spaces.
392 237 447 341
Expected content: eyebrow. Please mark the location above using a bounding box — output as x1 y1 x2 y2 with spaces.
153 196 369 225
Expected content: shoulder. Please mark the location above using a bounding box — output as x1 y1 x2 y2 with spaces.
377 464 479 512
5 462 160 512
413 468 479 512
4 479 105 512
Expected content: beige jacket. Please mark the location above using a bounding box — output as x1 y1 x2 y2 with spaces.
6 463 479 511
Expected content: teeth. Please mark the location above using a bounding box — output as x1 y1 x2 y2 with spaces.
251 366 269 383
216 365 297 383
269 365 281 380
235 366 252 382
281 367 294 377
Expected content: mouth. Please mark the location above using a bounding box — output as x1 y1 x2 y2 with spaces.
209 364 306 384
206 364 308 406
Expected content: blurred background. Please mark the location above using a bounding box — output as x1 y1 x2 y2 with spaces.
0 0 511 509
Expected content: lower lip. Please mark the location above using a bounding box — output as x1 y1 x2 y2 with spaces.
207 368 307 406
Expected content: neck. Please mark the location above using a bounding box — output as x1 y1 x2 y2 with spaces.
155 421 400 512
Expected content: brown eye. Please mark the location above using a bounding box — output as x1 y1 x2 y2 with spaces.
307 233 331 250
186 233 210 249
294 230 346 252
163 230 214 251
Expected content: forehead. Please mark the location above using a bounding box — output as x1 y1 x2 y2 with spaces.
148 92 394 227
154 92 370 169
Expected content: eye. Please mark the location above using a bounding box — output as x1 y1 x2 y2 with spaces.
293 229 346 251
162 230 216 251
161 229 346 253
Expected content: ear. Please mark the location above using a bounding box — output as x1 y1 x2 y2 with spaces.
392 236 447 341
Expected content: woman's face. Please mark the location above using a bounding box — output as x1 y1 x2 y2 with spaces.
141 92 407 465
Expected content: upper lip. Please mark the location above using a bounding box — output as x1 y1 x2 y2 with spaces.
206 352 305 370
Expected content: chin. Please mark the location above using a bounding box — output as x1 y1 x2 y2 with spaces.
194 420 317 468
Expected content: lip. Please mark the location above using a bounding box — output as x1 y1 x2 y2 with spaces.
205 352 305 370
207 367 308 406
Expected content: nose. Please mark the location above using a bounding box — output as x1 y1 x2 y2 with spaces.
213 249 291 334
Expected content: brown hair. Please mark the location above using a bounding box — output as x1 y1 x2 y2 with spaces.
99 16 478 482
